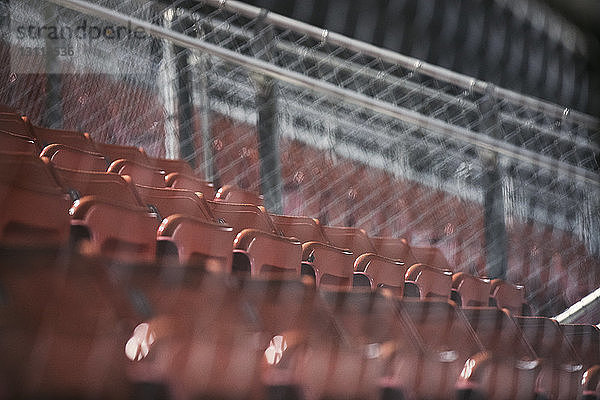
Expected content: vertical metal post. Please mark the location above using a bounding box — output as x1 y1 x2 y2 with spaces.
254 9 283 213
43 2 63 128
478 85 508 279
172 14 196 169
196 24 216 183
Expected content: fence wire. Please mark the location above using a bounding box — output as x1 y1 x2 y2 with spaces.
0 0 599 318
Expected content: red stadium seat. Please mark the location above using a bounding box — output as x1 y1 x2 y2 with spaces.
301 241 354 288
148 157 194 175
322 226 376 257
135 185 214 221
157 215 234 269
233 228 302 277
30 125 96 152
410 245 451 270
165 172 216 198
515 316 584 399
215 184 264 206
0 130 37 153
108 159 167 188
561 324 600 369
490 279 528 315
371 236 418 265
94 142 149 165
40 144 108 172
270 214 330 243
353 253 407 297
452 272 491 307
208 201 279 235
405 263 453 300
0 153 71 247
0 113 35 138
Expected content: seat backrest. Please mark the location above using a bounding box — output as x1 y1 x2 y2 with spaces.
270 214 329 243
561 324 600 369
0 130 37 153
94 142 149 165
209 201 279 235
490 279 527 315
234 229 302 277
148 157 194 175
371 236 418 265
515 316 580 364
409 245 451 270
165 172 216 198
214 184 264 206
30 125 96 152
0 153 71 247
452 272 491 307
302 241 354 288
53 167 143 207
322 226 376 257
135 185 214 221
0 113 35 138
405 263 453 300
354 253 406 297
41 144 108 172
108 159 167 188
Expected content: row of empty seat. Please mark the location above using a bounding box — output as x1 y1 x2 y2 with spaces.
1 104 598 399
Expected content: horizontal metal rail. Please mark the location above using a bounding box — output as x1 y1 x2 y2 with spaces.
205 0 599 128
47 0 600 188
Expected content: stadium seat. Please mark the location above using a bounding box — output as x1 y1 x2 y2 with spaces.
40 144 108 172
397 299 485 399
490 279 529 315
561 324 600 369
157 214 234 270
409 245 451 270
0 112 35 138
461 307 540 399
214 184 264 206
30 125 96 152
371 236 418 265
94 142 149 165
165 172 216 198
353 253 407 297
0 249 137 399
405 263 453 300
148 156 194 175
0 153 71 247
108 159 167 188
135 185 215 221
208 201 279 235
270 214 330 243
322 226 376 258
515 316 584 399
301 241 354 288
69 196 159 263
0 130 37 153
452 272 491 307
233 228 302 276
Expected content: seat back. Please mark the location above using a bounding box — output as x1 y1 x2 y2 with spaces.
561 324 600 369
354 253 406 297
41 144 108 172
0 112 35 138
270 214 329 243
371 236 418 265
322 226 376 257
165 173 216 198
209 201 279 235
31 125 96 152
452 272 491 307
405 263 453 300
0 130 37 153
0 153 71 247
215 184 264 206
302 241 354 288
234 229 302 277
148 157 194 175
409 245 451 270
135 185 214 221
490 279 527 315
94 142 148 165
108 159 167 188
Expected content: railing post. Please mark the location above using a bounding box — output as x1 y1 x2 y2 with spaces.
478 85 508 279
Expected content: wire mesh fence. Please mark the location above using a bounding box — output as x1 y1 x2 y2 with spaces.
0 0 599 319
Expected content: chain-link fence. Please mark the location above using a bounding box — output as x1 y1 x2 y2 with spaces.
1 0 598 318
